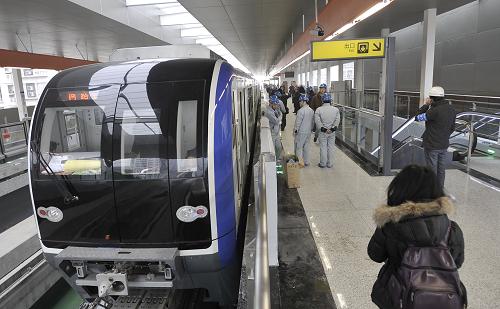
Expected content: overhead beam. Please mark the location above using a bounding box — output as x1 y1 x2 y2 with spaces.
274 0 379 73
0 49 98 70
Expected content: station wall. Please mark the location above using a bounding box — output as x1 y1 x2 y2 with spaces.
364 0 500 97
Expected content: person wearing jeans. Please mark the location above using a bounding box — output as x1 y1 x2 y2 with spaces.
415 86 457 189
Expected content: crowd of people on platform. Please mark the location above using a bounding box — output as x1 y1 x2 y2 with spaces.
264 81 467 309
264 81 340 168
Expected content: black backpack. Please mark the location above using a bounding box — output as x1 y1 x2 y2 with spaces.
387 222 467 309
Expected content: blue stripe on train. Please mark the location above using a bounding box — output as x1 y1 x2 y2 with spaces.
214 62 237 266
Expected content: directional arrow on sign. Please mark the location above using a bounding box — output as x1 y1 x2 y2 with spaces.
373 42 382 52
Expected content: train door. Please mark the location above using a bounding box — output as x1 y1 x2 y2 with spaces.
166 81 210 246
112 81 211 246
112 82 175 245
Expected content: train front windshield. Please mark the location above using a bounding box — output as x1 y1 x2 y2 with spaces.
31 82 211 247
36 87 115 178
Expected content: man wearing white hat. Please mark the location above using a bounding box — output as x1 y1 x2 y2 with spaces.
415 86 457 189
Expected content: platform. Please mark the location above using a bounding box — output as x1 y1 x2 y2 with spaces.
280 112 500 309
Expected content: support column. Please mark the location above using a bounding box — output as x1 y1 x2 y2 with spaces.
382 37 396 176
316 62 321 87
307 60 313 86
419 8 437 105
338 62 343 82
326 61 331 89
12 69 28 122
355 59 364 108
378 28 390 113
0 85 10 105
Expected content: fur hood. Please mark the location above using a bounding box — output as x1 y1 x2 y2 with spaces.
373 197 454 228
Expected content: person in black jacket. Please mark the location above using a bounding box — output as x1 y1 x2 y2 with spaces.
275 85 291 131
293 86 306 114
368 165 465 309
415 86 457 190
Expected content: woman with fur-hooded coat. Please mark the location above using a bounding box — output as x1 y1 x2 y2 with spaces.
367 165 465 309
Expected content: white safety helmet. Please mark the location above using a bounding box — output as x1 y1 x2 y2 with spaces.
429 86 445 97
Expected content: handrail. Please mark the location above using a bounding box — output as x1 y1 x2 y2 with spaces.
456 111 500 121
253 153 271 309
0 121 27 129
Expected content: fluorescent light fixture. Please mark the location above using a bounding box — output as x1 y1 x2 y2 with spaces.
354 1 390 22
128 0 252 74
273 0 395 73
196 38 220 46
270 50 310 76
160 5 186 15
160 13 198 26
181 27 211 37
126 0 176 6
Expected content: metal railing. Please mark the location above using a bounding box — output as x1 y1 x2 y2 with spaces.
243 95 279 309
253 153 272 309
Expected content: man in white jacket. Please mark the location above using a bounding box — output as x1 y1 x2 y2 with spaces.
315 93 340 168
294 94 314 166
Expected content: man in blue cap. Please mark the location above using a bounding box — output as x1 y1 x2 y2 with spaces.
315 93 340 168
294 94 315 167
264 95 283 159
310 83 328 142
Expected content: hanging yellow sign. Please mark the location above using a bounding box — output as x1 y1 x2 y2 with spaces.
311 38 386 61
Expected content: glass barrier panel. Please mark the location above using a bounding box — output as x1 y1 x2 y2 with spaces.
1 124 27 152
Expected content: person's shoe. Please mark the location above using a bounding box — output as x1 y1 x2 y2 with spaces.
304 163 310 166
313 137 317 143
317 164 325 168
327 164 333 168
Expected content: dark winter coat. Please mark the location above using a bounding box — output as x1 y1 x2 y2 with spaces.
368 197 465 309
417 99 457 150
292 88 304 114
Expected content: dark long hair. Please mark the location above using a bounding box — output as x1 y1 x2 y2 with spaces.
387 165 445 206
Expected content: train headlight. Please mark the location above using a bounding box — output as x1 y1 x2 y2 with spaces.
37 206 64 222
176 206 208 223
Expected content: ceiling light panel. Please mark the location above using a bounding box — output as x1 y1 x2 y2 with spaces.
160 5 187 15
160 13 199 26
126 0 177 6
196 38 220 46
180 27 211 37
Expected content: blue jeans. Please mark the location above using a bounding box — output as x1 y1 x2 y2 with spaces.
424 149 447 189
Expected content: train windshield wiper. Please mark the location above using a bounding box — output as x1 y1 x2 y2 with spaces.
31 141 79 204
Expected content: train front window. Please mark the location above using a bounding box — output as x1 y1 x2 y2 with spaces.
113 83 168 179
36 86 117 178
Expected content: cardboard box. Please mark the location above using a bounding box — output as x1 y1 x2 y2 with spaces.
285 161 301 188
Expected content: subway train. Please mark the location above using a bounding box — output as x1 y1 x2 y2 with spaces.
28 58 260 306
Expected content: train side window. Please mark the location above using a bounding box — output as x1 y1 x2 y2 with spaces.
167 80 205 178
35 86 117 179
113 83 169 179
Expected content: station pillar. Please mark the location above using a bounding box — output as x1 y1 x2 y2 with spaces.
419 8 437 105
12 69 28 122
378 28 390 113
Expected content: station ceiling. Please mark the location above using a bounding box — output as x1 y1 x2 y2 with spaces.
0 0 165 64
179 0 325 75
339 0 477 40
